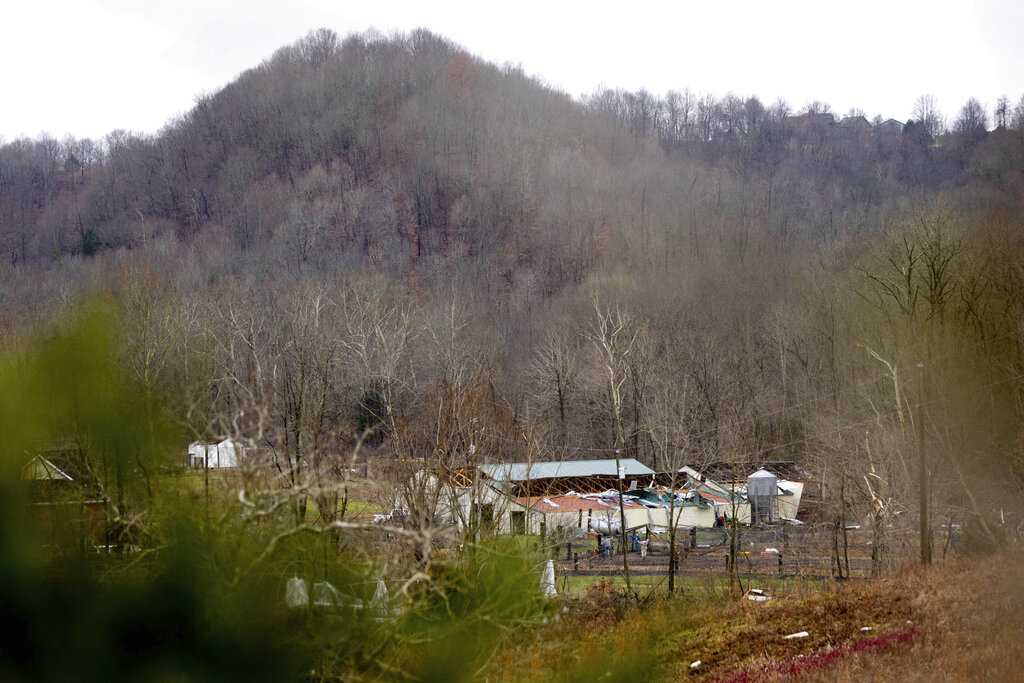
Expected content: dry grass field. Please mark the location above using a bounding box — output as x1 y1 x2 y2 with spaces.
485 551 1024 682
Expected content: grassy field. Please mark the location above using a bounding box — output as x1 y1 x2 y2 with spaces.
161 470 383 520
558 572 822 600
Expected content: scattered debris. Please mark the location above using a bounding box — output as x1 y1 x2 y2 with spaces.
724 628 920 682
690 660 702 670
746 587 771 602
860 626 873 633
763 547 780 554
785 631 810 639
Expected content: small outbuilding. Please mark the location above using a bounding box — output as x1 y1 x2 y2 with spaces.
22 453 108 544
187 438 240 469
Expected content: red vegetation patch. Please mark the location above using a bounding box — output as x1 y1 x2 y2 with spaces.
714 627 920 683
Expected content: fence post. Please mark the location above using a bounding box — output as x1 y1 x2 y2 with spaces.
780 525 787 576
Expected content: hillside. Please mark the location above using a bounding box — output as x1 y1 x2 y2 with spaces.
5 30 1024 274
1 27 1023 525
2 26 1024 683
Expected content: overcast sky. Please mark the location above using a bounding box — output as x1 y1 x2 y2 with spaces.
3 0 1022 140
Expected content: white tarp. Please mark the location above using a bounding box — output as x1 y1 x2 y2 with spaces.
187 439 239 469
312 581 344 608
372 578 389 606
285 577 309 608
540 559 557 598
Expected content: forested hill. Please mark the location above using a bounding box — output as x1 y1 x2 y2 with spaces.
3 28 1023 277
1 29 1023 506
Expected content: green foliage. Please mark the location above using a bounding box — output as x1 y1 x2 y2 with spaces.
394 538 553 681
0 300 179 497
0 304 557 680
0 303 305 680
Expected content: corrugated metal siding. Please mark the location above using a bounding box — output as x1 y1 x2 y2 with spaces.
479 458 654 482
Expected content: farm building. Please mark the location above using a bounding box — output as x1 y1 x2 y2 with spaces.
423 457 802 536
504 493 643 535
22 453 108 545
434 458 657 534
187 438 240 469
478 458 656 496
681 462 806 523
501 488 720 537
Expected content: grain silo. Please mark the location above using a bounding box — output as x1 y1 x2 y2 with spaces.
746 469 778 523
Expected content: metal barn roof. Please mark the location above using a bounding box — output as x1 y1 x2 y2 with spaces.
479 458 655 482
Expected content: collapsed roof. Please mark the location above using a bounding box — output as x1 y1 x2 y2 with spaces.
479 458 655 482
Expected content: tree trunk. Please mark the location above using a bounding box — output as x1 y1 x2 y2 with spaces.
615 452 632 597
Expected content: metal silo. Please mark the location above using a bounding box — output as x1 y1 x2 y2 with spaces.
747 469 778 523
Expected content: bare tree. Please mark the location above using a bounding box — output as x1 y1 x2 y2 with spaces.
953 98 988 138
585 299 640 594
645 365 707 593
1012 95 1024 130
912 94 945 138
994 96 1010 129
528 331 579 449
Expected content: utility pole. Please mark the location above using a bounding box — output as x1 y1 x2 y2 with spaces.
614 449 633 596
917 362 931 565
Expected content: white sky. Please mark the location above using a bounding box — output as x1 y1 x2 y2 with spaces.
3 0 1022 140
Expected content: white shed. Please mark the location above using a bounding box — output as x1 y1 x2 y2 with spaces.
187 439 240 469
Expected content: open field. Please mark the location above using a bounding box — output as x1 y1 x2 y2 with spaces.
163 470 385 520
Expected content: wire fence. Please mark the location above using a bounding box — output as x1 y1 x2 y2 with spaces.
559 522 932 580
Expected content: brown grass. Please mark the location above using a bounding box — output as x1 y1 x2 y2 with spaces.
799 555 1024 682
484 551 1024 682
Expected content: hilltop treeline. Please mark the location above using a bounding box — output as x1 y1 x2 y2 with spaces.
3 29 1023 270
1 28 1023 534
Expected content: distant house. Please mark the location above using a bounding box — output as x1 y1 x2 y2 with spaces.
187 438 240 469
22 451 103 502
22 454 74 486
22 453 108 544
877 118 904 135
839 115 871 135
787 111 836 129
